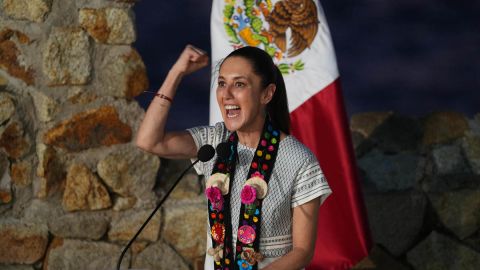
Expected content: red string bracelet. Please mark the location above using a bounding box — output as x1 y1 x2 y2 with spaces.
155 93 173 103
143 91 173 103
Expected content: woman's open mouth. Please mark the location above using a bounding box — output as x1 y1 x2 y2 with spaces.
225 105 241 118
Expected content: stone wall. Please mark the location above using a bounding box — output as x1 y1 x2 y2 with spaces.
0 0 205 269
351 111 480 269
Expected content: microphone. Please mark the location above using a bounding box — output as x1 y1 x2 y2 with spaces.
215 142 230 160
116 144 215 270
199 143 216 162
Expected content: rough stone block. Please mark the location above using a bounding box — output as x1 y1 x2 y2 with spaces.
0 219 48 264
432 144 469 175
48 212 108 240
358 149 420 191
43 106 132 151
108 209 161 242
100 47 148 99
422 111 469 146
0 121 30 159
97 145 160 198
407 231 480 270
2 0 52 23
421 143 479 192
0 29 35 85
350 112 393 138
43 27 91 85
132 240 189 270
79 7 136 44
429 190 480 239
163 203 207 261
364 191 426 256
169 173 202 200
368 114 422 153
23 199 63 224
62 163 111 211
352 112 423 154
45 239 130 270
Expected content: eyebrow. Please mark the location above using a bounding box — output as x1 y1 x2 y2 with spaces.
218 75 248 80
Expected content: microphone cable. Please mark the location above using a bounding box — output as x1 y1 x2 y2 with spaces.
116 144 215 269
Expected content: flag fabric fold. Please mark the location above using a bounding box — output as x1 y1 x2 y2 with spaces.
210 0 372 268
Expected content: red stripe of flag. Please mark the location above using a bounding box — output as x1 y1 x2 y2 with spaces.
291 79 373 269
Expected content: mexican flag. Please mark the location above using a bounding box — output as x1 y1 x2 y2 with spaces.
209 0 372 269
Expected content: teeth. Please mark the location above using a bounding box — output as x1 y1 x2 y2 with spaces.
227 111 239 118
225 105 240 110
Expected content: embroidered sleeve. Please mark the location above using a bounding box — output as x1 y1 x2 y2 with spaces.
187 122 228 175
291 156 332 208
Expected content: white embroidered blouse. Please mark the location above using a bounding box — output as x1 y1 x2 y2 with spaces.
187 122 332 269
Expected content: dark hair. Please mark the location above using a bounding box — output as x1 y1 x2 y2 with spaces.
222 46 290 134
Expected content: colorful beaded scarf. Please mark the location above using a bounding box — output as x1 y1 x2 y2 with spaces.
205 119 280 270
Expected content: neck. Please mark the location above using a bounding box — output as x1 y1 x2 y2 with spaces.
236 117 265 148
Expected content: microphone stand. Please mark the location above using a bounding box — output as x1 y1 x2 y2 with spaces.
116 159 200 270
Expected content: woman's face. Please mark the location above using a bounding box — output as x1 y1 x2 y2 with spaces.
216 56 273 132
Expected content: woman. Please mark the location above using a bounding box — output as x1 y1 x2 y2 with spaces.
136 45 331 270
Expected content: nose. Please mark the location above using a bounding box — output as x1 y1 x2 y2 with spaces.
218 84 234 100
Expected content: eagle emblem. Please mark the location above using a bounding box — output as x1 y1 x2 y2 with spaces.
223 0 320 74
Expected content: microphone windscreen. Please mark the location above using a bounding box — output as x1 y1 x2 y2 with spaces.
215 142 230 160
197 144 215 162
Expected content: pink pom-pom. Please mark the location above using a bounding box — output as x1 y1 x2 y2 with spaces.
205 186 222 203
241 185 257 205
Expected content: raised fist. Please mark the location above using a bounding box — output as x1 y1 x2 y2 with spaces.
171 44 209 76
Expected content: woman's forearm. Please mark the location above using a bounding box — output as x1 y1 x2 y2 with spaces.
260 247 313 270
261 199 320 270
135 69 183 151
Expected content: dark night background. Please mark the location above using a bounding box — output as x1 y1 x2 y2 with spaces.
133 0 480 131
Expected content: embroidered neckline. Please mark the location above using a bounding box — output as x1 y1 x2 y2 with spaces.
205 119 281 270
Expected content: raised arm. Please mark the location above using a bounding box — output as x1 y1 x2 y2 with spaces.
135 45 209 159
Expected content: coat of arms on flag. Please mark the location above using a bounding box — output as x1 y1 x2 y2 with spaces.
222 0 320 75
211 0 340 117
